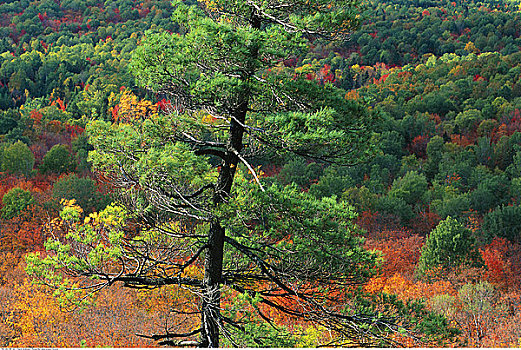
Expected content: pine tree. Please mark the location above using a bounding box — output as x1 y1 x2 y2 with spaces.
417 217 483 277
26 1 436 347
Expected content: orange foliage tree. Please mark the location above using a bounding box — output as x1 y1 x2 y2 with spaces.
4 275 161 347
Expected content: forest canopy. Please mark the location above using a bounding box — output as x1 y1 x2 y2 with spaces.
0 0 520 348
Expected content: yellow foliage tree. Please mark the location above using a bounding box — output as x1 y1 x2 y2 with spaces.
464 41 480 54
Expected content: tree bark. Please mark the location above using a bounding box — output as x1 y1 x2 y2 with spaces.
200 219 226 347
199 12 260 346
200 97 248 348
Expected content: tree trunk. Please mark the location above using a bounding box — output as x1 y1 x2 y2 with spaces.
200 107 247 347
199 13 259 345
200 219 226 347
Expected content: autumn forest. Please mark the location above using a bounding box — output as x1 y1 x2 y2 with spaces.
0 0 521 347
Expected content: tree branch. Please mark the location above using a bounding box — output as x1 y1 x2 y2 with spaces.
117 275 202 288
229 148 265 192
136 328 202 341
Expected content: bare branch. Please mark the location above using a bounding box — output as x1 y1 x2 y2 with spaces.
136 328 202 341
229 148 265 192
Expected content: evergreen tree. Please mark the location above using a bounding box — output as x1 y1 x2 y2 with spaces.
2 140 34 177
26 0 444 347
482 205 521 243
417 217 483 277
39 144 76 175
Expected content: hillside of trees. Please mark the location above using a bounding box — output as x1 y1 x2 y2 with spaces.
0 0 520 347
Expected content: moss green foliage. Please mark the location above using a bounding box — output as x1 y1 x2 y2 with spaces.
0 109 22 135
389 170 428 206
276 157 323 189
417 217 483 277
341 186 378 213
482 205 521 243
71 134 93 173
39 144 76 175
1 187 35 219
375 195 415 226
2 141 35 177
431 192 471 220
52 174 107 213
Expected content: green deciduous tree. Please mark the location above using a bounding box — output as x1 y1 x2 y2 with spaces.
52 173 107 214
1 187 34 219
425 135 444 180
71 134 93 174
389 170 428 206
469 173 509 214
2 141 35 177
455 109 483 133
26 0 443 347
0 109 21 135
39 144 76 175
374 195 414 226
430 191 471 219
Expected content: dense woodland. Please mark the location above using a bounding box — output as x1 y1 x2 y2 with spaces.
0 0 521 347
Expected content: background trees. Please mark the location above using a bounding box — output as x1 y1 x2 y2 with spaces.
0 0 520 347
417 217 483 277
1 187 34 220
51 174 107 213
481 205 521 243
2 141 34 177
39 144 75 175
